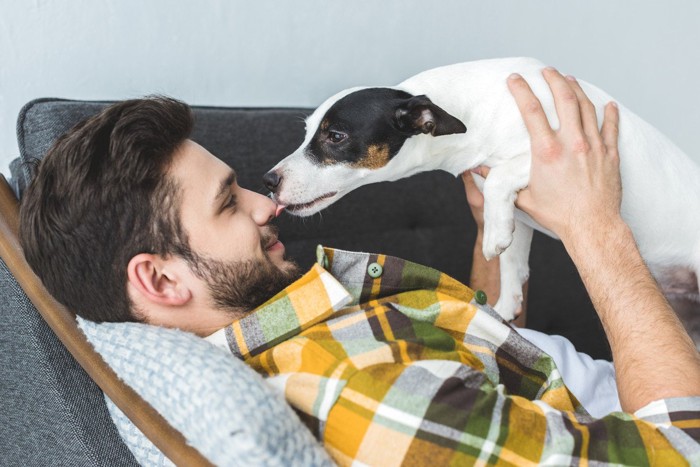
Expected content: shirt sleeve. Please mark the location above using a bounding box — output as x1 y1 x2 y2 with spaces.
320 360 700 466
515 327 620 418
634 397 700 461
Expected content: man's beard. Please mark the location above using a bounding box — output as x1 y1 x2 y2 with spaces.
185 227 301 319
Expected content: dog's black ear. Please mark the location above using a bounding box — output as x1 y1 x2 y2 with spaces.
394 95 467 136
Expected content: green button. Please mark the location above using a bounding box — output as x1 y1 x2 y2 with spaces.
316 244 328 268
475 290 487 305
367 262 383 278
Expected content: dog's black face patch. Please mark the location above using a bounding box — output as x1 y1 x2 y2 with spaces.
307 88 466 169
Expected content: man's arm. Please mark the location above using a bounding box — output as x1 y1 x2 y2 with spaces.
507 67 700 412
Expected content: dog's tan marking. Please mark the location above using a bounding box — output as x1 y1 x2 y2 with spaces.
353 144 390 169
320 119 330 131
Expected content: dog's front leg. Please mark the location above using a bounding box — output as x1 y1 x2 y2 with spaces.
480 155 531 321
494 220 533 321
481 155 530 261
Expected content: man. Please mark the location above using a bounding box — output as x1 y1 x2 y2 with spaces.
20 69 700 465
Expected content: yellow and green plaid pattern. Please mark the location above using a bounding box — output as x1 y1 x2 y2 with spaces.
208 247 700 466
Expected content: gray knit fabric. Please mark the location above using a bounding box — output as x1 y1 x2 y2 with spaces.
78 318 334 467
106 400 174 467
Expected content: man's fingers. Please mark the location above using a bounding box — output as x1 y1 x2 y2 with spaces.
469 166 491 178
507 74 554 142
461 170 475 187
566 76 600 142
542 68 583 137
462 167 489 198
514 186 533 213
461 169 485 212
601 102 620 156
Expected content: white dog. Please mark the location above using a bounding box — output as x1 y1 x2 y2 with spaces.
264 57 700 321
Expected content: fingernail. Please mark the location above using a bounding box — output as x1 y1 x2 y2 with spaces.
544 66 557 72
610 102 618 109
508 73 521 80
566 75 576 81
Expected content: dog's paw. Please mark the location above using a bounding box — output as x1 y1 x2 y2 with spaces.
493 293 523 322
482 227 514 260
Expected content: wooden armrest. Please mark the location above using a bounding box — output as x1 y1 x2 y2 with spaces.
0 175 212 466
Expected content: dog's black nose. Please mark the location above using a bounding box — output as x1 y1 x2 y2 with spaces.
263 171 282 193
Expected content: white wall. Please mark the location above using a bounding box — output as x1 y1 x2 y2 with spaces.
2 0 699 176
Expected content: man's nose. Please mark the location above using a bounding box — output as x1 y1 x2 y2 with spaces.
249 190 278 225
263 170 282 193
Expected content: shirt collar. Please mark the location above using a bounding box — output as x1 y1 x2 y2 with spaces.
206 245 474 358
206 248 351 358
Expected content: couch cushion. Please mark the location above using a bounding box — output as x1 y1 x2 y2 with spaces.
0 259 138 466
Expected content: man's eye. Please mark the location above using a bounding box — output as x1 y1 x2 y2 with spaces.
224 195 236 210
327 131 347 143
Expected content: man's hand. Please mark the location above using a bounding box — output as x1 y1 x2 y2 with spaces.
507 67 700 412
507 68 622 243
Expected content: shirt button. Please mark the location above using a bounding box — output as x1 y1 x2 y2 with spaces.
367 262 383 278
475 290 488 305
316 244 329 269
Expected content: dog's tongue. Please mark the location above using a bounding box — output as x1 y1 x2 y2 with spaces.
274 204 286 217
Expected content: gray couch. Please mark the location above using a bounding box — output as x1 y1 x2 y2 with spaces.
1 98 609 465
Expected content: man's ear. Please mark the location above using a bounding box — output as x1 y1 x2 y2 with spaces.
395 95 467 136
127 253 193 307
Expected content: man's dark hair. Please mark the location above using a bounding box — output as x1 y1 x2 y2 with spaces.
20 96 194 322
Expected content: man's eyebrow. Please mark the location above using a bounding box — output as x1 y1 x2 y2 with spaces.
214 171 237 210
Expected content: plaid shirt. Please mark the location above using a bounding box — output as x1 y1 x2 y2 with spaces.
207 247 700 466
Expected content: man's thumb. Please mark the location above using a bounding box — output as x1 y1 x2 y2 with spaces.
470 166 491 178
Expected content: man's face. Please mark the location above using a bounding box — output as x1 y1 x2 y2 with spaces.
170 140 300 319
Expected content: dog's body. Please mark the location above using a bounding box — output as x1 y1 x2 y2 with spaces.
265 57 700 320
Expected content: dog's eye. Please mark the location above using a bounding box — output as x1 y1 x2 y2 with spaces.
327 131 347 144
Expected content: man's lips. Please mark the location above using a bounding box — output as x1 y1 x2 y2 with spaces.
265 238 284 251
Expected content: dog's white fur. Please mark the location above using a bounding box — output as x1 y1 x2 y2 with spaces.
270 57 700 320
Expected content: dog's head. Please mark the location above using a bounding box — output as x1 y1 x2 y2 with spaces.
264 87 466 216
